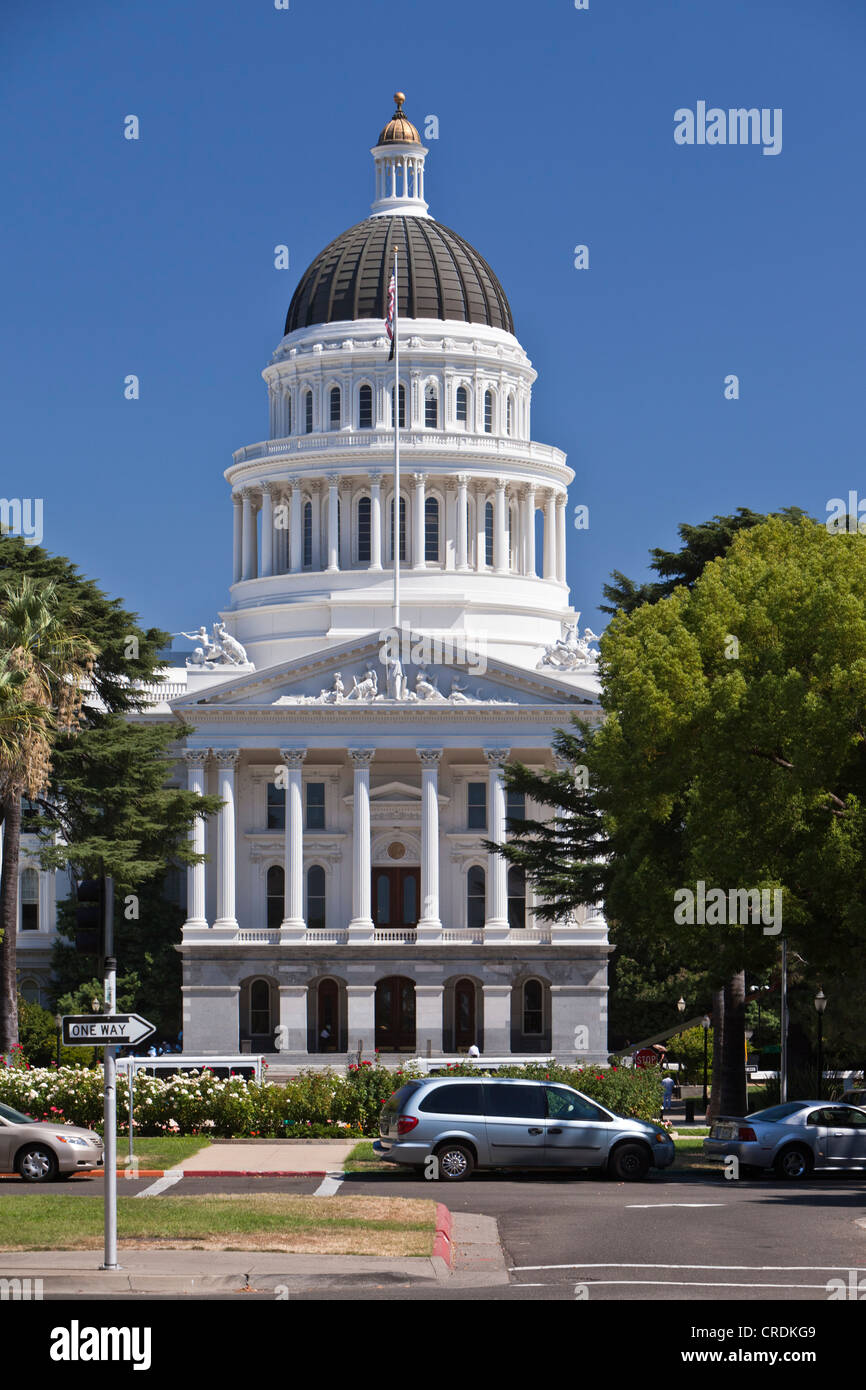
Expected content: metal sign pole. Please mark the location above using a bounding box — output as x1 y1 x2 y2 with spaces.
129 1059 135 1167
102 875 120 1271
780 937 788 1105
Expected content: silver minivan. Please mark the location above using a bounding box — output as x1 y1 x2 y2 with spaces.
373 1076 675 1181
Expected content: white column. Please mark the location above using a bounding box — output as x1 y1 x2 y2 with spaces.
543 490 557 581
493 482 507 573
261 484 275 578
556 494 567 583
369 472 383 571
340 483 352 570
183 750 208 928
213 750 239 931
310 482 322 570
525 485 536 577
290 482 302 573
241 490 256 582
280 748 306 941
456 475 469 571
475 487 487 570
347 749 375 941
412 472 426 569
347 985 376 1060
484 747 510 942
417 749 443 940
326 474 339 572
232 495 243 585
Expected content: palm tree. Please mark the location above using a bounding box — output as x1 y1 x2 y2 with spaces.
0 576 96 1051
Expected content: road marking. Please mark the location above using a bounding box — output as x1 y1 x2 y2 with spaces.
626 1202 726 1208
135 1170 184 1197
515 1278 836 1290
314 1171 345 1196
511 1260 866 1272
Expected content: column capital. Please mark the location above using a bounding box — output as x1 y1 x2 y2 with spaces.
279 747 307 768
326 472 340 486
483 747 510 770
291 477 303 493
232 491 243 508
417 747 443 767
261 480 277 496
412 471 425 485
348 748 376 768
182 748 210 768
213 748 240 768
368 470 383 485
456 473 469 488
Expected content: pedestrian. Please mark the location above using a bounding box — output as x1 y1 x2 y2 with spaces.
661 1073 676 1113
467 1044 480 1058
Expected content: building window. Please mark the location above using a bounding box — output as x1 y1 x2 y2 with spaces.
424 496 439 563
357 496 371 562
506 790 526 824
456 385 468 425
307 865 326 931
508 505 514 569
523 979 543 1035
467 865 486 930
391 384 406 428
304 389 313 434
508 866 526 931
266 866 284 930
20 978 40 1003
329 386 341 429
506 395 513 436
21 798 40 832
306 782 325 830
20 867 39 931
467 782 487 830
359 384 373 429
250 979 272 1035
485 501 494 567
303 501 312 567
267 782 286 831
390 496 407 562
484 389 494 433
285 394 292 435
424 384 438 429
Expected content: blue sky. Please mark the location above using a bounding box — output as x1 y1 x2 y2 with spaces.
2 0 864 639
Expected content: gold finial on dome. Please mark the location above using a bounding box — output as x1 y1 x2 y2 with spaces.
394 92 406 110
377 90 420 146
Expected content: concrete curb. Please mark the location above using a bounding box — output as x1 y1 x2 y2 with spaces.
73 1169 335 1180
432 1202 454 1268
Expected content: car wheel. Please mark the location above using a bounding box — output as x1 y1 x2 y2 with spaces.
609 1142 651 1181
774 1145 813 1180
17 1145 59 1183
434 1143 475 1182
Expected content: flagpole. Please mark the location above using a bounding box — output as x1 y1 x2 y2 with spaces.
393 247 400 631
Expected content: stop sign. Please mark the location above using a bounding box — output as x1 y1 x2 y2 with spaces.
634 1048 660 1068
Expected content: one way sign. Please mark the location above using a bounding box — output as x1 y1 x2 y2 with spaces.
62 1014 156 1047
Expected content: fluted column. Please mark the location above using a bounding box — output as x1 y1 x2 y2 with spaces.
417 749 443 940
326 474 340 572
340 482 352 570
347 749 375 941
241 490 256 582
310 481 322 570
556 493 567 583
524 485 537 577
183 750 209 928
369 472 383 571
232 495 243 585
493 481 507 573
484 747 510 943
543 490 557 581
213 750 239 931
280 748 306 940
475 487 487 571
261 483 275 578
290 481 302 573
456 475 469 571
412 473 426 570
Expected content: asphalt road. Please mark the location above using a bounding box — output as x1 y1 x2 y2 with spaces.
4 1163 865 1301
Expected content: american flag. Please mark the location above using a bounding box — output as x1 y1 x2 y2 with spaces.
386 271 396 360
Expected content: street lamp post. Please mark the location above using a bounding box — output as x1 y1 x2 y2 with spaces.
701 1014 710 1110
814 989 827 1100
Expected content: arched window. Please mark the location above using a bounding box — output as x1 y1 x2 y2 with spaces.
359 384 373 429
357 495 371 563
391 384 406 428
285 393 292 436
454 978 476 1050
317 979 339 1051
485 501 494 567
507 866 526 931
304 389 313 434
424 384 438 429
506 395 513 436
329 386 341 429
20 867 39 931
424 495 439 563
390 496 407 562
20 978 40 1003
484 389 494 433
303 501 312 567
250 979 271 1036
467 865 486 930
523 979 543 1035
266 865 284 930
307 865 326 931
456 385 468 425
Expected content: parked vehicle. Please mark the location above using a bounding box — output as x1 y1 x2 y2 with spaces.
0 1101 104 1183
703 1101 866 1178
373 1076 675 1181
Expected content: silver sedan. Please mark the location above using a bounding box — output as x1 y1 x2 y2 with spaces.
0 1101 104 1182
703 1100 866 1179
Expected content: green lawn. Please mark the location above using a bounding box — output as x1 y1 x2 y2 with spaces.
118 1136 211 1171
0 1193 437 1255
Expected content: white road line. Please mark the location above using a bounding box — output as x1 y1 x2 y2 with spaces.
135 1170 184 1198
511 1261 866 1272
314 1171 345 1196
515 1279 835 1290
626 1202 725 1209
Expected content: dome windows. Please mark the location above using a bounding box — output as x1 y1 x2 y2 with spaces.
391 383 406 428
456 385 468 427
304 389 313 434
425 495 440 563
424 383 439 429
357 495 372 563
484 389 494 434
329 387 341 429
358 384 373 429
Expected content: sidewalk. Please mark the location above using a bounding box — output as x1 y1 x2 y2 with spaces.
175 1140 357 1177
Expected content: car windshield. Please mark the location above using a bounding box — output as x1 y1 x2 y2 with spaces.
0 1101 35 1125
747 1102 806 1123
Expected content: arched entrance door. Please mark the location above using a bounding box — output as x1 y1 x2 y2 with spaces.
317 979 339 1052
454 978 476 1051
375 976 416 1052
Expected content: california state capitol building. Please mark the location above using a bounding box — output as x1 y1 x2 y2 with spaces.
126 93 611 1066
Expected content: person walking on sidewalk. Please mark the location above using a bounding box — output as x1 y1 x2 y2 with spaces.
661 1073 676 1113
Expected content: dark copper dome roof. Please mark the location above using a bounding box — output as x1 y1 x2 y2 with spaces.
284 216 514 336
